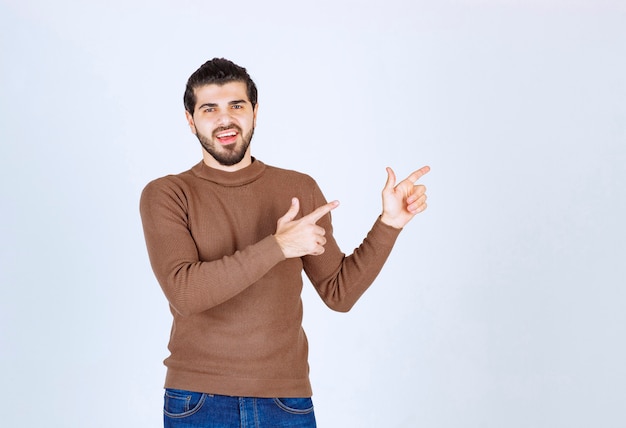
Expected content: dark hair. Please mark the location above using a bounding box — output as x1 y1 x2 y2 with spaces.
183 58 258 114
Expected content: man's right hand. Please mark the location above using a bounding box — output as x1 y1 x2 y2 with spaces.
274 198 340 258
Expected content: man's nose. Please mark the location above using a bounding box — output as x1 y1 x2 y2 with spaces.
216 110 234 126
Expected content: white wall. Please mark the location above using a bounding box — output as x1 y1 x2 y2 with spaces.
1 0 625 427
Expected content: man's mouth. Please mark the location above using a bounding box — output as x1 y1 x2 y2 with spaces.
215 129 239 145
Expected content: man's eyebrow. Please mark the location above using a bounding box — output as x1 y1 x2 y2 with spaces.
197 100 248 109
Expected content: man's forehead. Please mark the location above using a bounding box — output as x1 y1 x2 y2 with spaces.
194 81 250 103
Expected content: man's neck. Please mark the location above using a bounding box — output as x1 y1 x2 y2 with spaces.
202 151 252 172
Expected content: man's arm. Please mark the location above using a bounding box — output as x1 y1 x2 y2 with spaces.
139 178 286 316
281 166 430 312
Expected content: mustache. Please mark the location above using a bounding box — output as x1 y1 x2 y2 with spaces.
212 124 242 138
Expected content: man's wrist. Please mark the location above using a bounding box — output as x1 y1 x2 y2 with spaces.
379 213 403 229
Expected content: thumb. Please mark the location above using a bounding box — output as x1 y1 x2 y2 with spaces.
278 197 300 225
383 167 396 193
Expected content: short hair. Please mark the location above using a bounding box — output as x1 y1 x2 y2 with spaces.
183 58 258 115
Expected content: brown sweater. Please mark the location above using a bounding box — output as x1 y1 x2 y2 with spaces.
139 159 401 397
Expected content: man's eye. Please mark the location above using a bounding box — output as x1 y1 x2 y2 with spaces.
204 108 215 113
232 105 243 109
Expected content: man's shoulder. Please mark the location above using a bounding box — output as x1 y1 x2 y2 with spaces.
141 163 199 194
263 163 316 184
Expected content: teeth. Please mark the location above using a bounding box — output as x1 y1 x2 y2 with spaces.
218 131 236 138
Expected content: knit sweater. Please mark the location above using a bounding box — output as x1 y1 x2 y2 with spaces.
139 158 401 398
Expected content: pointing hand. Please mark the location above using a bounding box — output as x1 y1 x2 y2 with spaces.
275 198 340 258
380 166 430 229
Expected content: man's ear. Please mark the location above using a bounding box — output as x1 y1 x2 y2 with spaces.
185 110 197 135
253 103 259 128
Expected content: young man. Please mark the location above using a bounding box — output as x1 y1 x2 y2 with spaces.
140 58 429 427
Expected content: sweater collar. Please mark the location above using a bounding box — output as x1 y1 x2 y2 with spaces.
191 157 266 186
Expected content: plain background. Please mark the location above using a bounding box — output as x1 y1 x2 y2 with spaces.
1 0 625 427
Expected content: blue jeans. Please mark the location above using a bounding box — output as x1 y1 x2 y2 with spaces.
163 389 317 428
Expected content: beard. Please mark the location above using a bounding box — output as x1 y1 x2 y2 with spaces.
196 124 255 167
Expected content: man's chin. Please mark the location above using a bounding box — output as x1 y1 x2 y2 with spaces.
215 150 247 166
199 133 251 167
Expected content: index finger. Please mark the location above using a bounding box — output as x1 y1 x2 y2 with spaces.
406 165 431 183
305 200 340 224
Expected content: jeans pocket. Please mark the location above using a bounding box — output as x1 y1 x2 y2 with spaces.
164 388 207 418
272 397 314 415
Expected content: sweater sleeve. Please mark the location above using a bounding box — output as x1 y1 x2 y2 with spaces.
139 177 286 316
301 184 402 312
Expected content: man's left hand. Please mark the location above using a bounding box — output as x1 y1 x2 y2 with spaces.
380 166 430 229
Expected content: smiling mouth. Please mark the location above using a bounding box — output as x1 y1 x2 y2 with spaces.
215 129 239 145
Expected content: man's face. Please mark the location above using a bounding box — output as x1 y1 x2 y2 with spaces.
186 81 258 170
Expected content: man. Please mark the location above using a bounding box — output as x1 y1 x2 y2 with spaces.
140 58 429 427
